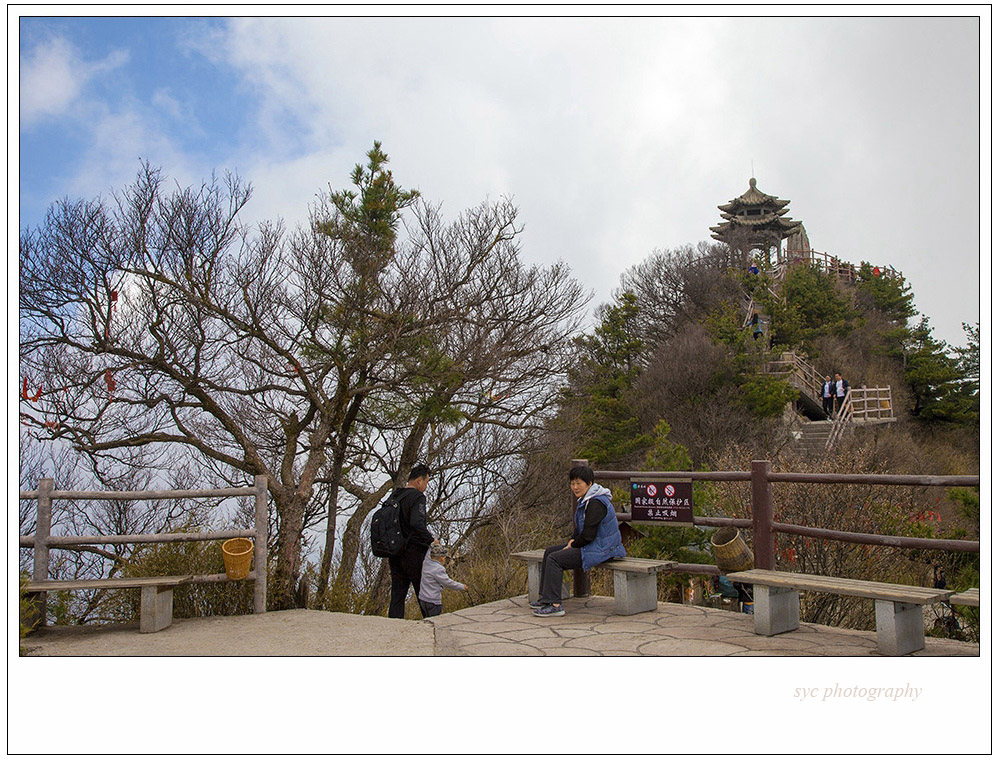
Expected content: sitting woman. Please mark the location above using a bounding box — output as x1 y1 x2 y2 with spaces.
532 464 626 617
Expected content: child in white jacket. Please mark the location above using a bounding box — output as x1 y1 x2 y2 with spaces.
418 543 466 617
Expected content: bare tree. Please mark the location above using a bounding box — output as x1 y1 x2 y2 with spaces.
618 242 744 349
21 148 586 610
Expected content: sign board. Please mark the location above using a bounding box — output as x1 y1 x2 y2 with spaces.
630 479 694 526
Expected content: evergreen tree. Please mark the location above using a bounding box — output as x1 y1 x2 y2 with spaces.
571 291 651 466
855 262 916 323
902 317 964 421
759 263 859 353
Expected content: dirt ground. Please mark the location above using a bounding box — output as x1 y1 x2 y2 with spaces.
20 608 437 656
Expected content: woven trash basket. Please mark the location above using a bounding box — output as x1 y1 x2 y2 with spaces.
710 527 754 573
222 537 254 580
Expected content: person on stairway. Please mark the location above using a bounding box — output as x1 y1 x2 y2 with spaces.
821 375 835 417
833 373 850 416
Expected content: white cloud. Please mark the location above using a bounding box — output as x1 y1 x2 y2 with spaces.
22 16 980 348
19 36 127 127
203 16 980 346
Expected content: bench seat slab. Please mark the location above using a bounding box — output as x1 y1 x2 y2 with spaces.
948 588 980 607
726 570 950 605
755 585 800 636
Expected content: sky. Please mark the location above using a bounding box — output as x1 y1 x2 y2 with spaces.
13 11 989 352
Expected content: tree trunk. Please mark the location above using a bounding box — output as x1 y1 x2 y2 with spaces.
364 558 393 615
270 492 307 610
331 488 387 597
317 390 368 598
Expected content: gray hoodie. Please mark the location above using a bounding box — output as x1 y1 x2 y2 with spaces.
418 549 465 605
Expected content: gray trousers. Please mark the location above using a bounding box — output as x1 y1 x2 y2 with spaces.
539 544 583 604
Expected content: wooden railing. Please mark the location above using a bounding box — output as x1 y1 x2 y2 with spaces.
782 249 902 283
826 389 854 450
763 351 825 406
19 476 269 621
849 386 894 420
569 459 979 585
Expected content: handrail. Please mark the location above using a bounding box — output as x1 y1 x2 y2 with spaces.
826 389 854 450
19 477 270 624
574 459 980 570
782 249 902 283
764 351 824 407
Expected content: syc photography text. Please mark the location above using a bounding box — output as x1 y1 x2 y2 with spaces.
794 683 922 702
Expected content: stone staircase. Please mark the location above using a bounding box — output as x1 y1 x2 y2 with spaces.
787 419 835 457
739 256 897 456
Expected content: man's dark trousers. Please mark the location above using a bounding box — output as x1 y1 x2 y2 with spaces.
388 544 426 618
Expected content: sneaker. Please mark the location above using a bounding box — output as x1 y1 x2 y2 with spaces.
529 600 545 608
532 604 565 617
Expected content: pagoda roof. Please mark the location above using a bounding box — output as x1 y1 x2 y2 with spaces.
717 178 791 212
710 216 802 240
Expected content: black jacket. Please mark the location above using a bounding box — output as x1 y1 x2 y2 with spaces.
392 487 435 552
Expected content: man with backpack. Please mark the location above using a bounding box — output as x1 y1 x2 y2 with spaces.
383 463 437 618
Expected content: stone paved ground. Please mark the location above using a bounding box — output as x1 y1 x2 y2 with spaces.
21 595 979 656
432 595 980 656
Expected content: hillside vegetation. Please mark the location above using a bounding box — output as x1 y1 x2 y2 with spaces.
458 242 979 638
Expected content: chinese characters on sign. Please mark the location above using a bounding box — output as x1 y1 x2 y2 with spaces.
630 479 694 526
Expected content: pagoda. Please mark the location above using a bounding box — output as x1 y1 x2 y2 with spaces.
710 178 803 264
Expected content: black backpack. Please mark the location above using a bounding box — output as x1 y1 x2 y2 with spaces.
370 493 407 558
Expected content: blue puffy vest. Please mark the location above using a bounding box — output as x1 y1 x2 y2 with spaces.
575 495 626 570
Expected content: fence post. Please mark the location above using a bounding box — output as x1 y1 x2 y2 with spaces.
253 475 268 614
570 459 591 598
751 461 775 570
28 478 55 629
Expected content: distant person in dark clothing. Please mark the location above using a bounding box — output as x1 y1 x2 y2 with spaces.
821 375 835 417
531 464 626 617
388 463 437 618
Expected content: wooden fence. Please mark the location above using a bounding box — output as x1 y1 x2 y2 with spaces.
568 458 979 593
782 249 902 283
19 475 269 621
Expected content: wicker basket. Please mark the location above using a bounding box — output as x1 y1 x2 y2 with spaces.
222 537 254 580
710 527 754 573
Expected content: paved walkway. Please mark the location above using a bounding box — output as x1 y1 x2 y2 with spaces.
434 595 979 656
22 595 979 656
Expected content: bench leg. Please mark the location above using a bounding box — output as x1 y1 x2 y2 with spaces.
526 560 571 604
526 561 542 603
140 585 175 633
875 600 925 656
613 570 658 615
754 586 799 636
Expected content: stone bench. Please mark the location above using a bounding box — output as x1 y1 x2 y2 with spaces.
511 550 674 615
24 575 195 633
727 569 954 656
948 587 980 607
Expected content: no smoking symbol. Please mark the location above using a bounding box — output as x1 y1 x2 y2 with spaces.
663 484 675 498
646 485 657 497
